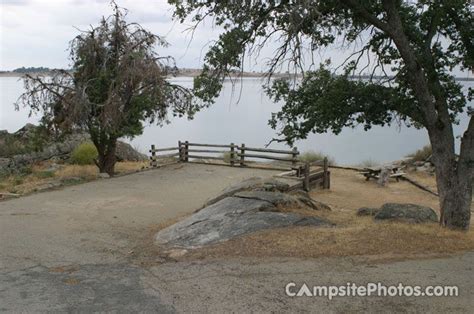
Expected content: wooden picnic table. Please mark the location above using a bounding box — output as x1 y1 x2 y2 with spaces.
359 166 405 182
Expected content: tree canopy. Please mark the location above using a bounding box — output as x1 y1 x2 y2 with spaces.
170 0 473 229
18 3 202 174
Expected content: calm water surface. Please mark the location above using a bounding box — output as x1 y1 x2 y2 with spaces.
1 76 471 165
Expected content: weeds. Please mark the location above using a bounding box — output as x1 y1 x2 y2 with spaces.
407 145 432 162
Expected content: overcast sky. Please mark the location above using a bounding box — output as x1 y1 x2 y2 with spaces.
1 0 472 77
0 0 234 71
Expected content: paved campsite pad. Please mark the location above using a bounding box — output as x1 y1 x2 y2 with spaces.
1 164 473 312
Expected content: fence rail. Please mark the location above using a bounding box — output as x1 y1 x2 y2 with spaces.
149 141 330 191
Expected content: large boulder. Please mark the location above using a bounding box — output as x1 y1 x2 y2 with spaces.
374 203 438 223
115 141 147 162
357 207 380 216
155 193 332 249
204 177 290 207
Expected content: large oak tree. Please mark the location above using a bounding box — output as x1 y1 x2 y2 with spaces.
19 3 201 175
169 0 473 230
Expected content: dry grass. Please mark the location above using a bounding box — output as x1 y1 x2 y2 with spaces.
182 168 474 262
0 161 149 195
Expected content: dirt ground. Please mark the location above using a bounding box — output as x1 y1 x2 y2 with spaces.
1 164 473 312
183 169 474 262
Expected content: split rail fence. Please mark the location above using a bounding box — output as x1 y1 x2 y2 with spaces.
149 141 330 191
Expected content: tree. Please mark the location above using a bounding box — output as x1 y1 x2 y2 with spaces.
18 3 201 175
169 0 473 230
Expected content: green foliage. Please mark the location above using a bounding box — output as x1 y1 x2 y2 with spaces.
408 145 432 162
18 3 202 174
19 166 33 176
70 142 98 165
0 125 52 158
299 151 335 166
221 151 237 163
34 170 56 179
169 0 472 143
0 136 28 157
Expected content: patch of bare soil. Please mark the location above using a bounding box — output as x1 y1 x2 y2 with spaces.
178 169 474 262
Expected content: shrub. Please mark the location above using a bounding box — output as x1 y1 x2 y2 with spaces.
70 142 98 165
407 145 432 162
358 159 380 168
13 177 24 185
34 170 55 179
298 151 336 166
221 151 236 163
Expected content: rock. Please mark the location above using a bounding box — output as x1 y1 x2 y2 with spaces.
98 173 110 179
288 190 331 210
115 141 147 162
61 177 83 185
0 157 11 169
204 177 290 207
0 124 147 174
34 181 62 192
165 249 188 259
374 203 438 223
45 163 61 172
233 190 298 207
413 161 425 167
415 163 434 173
156 195 332 248
357 207 380 216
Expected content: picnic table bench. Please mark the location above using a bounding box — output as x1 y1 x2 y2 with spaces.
359 166 405 182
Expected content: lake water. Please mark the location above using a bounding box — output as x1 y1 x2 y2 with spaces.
1 76 471 165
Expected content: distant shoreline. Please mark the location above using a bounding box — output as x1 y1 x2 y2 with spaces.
1 70 473 81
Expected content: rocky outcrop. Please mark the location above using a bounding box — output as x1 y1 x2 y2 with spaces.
0 132 88 174
356 207 380 216
203 177 290 207
0 124 146 175
115 141 147 162
156 178 332 249
156 193 332 249
374 203 438 223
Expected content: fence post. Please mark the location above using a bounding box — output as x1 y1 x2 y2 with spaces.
240 143 245 167
178 140 182 162
150 144 157 168
292 147 298 168
323 157 330 189
184 141 189 162
303 162 310 192
230 143 235 166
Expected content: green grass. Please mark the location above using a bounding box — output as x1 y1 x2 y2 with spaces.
298 151 336 166
407 145 432 162
70 141 98 165
34 170 55 179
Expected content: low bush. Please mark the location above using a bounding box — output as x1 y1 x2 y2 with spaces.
34 170 55 179
298 151 336 166
407 145 432 162
70 142 98 165
358 159 380 168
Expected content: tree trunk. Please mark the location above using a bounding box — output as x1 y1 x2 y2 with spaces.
97 140 117 176
430 127 472 230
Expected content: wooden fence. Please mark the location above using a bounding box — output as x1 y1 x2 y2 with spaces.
149 141 330 191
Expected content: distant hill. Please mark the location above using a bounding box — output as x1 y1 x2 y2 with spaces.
12 66 51 73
